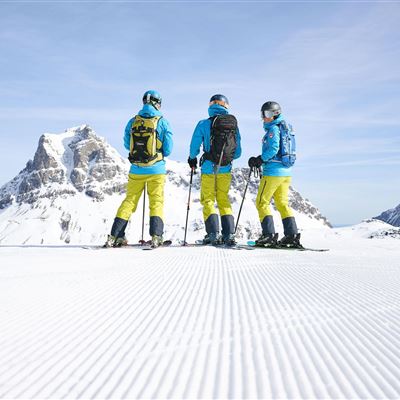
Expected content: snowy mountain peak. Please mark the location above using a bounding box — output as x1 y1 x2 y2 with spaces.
1 125 129 208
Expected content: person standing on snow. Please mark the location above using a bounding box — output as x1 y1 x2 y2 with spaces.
104 90 173 248
188 94 242 246
248 101 301 247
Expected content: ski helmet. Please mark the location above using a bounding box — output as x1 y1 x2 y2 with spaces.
142 90 162 109
209 94 229 109
261 101 281 119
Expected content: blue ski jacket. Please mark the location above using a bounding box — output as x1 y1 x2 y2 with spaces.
124 104 173 175
189 104 242 175
261 114 292 177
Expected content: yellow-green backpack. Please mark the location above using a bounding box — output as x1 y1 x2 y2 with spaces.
128 115 163 167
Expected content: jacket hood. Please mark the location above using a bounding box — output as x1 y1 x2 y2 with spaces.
208 104 229 117
138 103 163 118
263 114 283 131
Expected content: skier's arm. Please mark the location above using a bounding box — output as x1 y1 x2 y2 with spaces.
124 118 134 151
233 127 242 160
262 126 280 161
159 118 173 157
189 121 204 159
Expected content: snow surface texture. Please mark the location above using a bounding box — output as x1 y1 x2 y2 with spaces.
0 125 330 245
0 227 400 399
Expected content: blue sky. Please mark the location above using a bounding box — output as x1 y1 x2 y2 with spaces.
1 0 399 225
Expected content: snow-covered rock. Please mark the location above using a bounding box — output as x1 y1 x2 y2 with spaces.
333 219 400 239
0 125 331 245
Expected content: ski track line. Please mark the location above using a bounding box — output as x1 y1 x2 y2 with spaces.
277 261 398 397
256 258 400 395
110 256 204 399
0 266 142 370
241 258 324 398
0 253 177 396
146 255 211 399
0 247 400 399
40 260 180 399
0 260 169 398
181 254 228 399
82 253 205 399
66 255 188 399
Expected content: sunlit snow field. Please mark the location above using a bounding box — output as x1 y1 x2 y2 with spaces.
0 226 399 399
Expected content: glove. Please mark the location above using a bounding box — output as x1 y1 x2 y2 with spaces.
188 157 197 169
248 155 263 168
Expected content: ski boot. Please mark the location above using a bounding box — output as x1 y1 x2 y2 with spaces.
222 233 237 247
202 232 221 245
255 233 279 247
103 235 128 248
151 235 164 248
278 233 302 248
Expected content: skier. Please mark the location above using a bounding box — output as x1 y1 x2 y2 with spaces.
104 90 173 247
248 101 301 247
188 94 242 245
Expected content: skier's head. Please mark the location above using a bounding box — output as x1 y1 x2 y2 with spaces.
261 101 281 121
209 94 229 109
143 90 162 110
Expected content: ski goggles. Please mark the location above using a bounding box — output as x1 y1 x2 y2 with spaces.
261 110 278 119
209 99 229 109
152 101 161 110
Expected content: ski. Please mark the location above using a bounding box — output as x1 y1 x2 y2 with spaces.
177 240 253 250
83 240 172 250
246 241 329 252
142 240 172 250
82 243 147 250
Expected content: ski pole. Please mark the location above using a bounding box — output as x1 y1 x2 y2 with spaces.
183 167 195 246
234 168 253 234
140 183 146 244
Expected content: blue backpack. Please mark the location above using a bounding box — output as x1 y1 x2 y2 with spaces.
274 120 296 167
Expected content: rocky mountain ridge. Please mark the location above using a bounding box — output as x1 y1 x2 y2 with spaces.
374 204 400 227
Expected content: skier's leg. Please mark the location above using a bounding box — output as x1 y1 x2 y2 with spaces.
256 176 281 233
200 174 219 242
113 174 146 238
274 176 298 235
215 173 235 241
274 177 300 246
273 176 293 219
146 174 166 238
254 176 281 245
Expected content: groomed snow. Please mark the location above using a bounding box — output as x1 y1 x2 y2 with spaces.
0 232 399 399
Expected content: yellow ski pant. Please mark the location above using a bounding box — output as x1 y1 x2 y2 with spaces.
256 176 294 221
200 173 233 220
116 174 165 221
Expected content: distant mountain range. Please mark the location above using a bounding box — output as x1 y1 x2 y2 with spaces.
0 125 331 245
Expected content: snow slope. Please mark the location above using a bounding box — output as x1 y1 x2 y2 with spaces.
0 231 399 399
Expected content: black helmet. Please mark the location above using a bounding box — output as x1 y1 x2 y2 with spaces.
261 101 281 119
142 90 162 109
209 94 229 109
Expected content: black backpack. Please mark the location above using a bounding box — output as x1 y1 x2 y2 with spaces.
202 114 238 167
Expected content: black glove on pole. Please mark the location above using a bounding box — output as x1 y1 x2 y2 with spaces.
248 155 263 168
183 167 195 246
188 157 197 170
